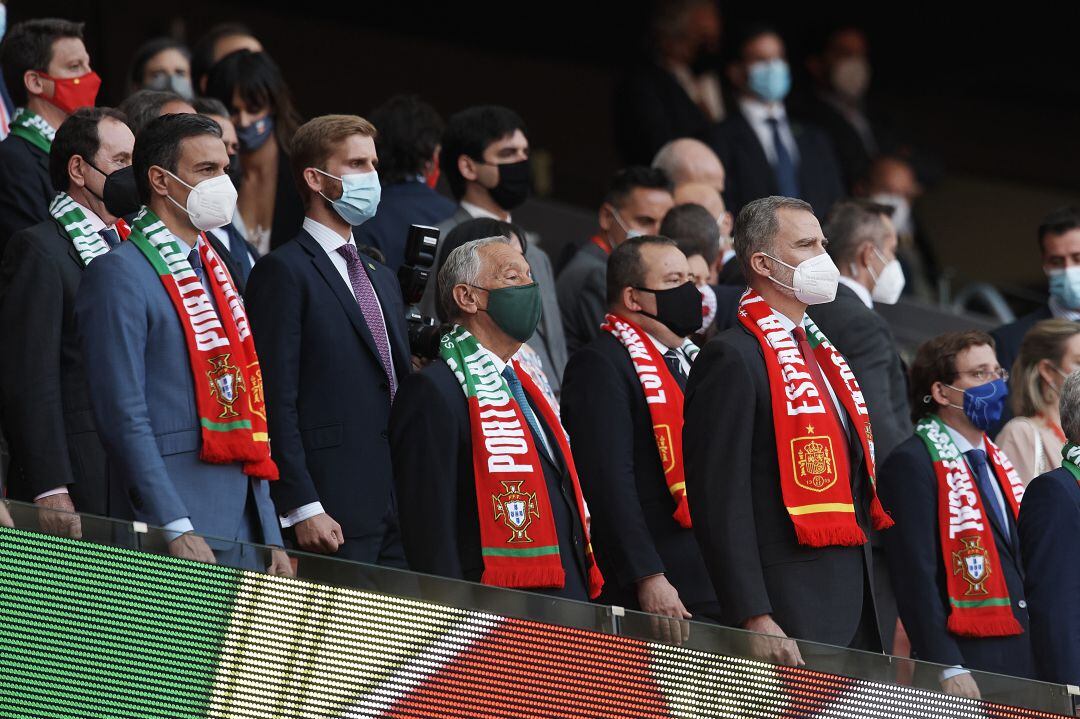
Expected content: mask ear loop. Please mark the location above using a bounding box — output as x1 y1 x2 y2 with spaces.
312 167 343 205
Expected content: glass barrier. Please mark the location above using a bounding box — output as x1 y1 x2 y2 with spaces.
1 498 1075 718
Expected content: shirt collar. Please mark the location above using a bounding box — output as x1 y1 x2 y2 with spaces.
943 422 979 454
163 227 203 256
304 216 354 255
475 338 509 376
643 329 691 357
739 96 787 125
1049 295 1080 322
838 275 873 308
460 200 509 222
68 197 107 234
770 308 807 334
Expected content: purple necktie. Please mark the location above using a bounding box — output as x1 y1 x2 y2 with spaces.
337 244 396 400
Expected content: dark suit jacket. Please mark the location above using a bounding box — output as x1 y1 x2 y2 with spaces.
683 322 881 646
204 229 249 295
0 134 53 257
613 62 715 166
556 241 608 356
808 283 910 462
708 106 845 220
389 358 589 601
1019 467 1080 686
561 331 719 613
355 179 457 272
709 284 742 335
878 433 1035 678
716 257 745 287
0 217 109 513
268 146 305 251
245 229 410 541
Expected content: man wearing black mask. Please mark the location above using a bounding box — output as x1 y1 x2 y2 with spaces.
418 105 568 395
561 236 720 641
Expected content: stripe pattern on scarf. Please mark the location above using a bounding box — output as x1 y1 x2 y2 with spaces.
9 108 54 153
49 193 112 266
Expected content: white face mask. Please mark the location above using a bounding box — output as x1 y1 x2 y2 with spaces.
698 283 717 332
831 57 871 100
610 207 643 240
164 170 238 231
870 193 912 236
763 251 840 305
868 246 905 304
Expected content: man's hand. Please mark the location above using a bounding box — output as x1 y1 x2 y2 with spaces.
35 493 82 539
168 532 217 563
267 548 295 577
941 672 981 700
743 614 805 667
294 512 343 554
0 501 13 528
637 574 692 644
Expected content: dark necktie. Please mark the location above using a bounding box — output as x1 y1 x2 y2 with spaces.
224 223 253 280
793 326 851 472
766 117 800 198
337 243 396 399
502 365 553 462
189 247 219 318
963 448 1007 533
664 348 688 391
99 227 120 248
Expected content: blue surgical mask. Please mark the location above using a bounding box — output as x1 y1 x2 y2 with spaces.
946 378 1009 432
237 115 275 153
0 4 7 43
315 168 381 226
747 59 791 103
1048 266 1080 310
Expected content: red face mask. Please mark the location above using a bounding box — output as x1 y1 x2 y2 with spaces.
37 70 101 114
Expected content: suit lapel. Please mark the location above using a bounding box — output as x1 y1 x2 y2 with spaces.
297 231 384 367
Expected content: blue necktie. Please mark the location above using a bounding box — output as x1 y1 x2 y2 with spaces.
502 365 553 461
766 117 800 198
964 448 1006 532
99 227 120 248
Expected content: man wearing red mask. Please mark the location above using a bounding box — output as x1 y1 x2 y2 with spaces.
0 18 100 255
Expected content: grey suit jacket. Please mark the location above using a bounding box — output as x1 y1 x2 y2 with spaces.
75 237 282 549
556 241 608 356
419 205 569 393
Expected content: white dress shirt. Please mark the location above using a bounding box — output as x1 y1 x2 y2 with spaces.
838 275 873 309
460 200 510 223
1049 296 1080 322
739 97 800 168
666 63 726 122
644 331 694 376
280 217 399 529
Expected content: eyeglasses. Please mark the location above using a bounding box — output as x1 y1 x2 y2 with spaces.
954 368 1009 382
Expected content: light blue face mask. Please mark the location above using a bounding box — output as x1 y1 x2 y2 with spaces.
315 168 381 226
0 4 7 43
1048 266 1080 310
747 58 791 103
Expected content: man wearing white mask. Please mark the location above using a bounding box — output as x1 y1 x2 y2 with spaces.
709 26 844 221
684 196 892 663
76 113 290 574
245 115 412 565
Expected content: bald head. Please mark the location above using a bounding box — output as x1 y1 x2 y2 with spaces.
652 138 725 191
673 182 725 219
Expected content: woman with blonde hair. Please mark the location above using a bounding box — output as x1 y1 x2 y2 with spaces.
997 319 1080 483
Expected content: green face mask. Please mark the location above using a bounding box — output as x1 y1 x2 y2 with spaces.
470 281 542 343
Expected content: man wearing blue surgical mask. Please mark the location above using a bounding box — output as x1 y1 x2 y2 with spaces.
708 25 843 221
245 114 412 566
993 206 1080 429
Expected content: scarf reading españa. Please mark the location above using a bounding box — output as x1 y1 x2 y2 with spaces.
738 289 892 546
915 415 1024 637
128 208 277 479
440 325 603 598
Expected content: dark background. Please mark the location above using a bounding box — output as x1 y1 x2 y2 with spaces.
10 0 1080 287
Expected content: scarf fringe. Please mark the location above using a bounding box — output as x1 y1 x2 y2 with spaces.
672 497 692 530
482 566 566 591
586 564 605 600
947 613 1023 638
870 497 895 530
793 523 868 548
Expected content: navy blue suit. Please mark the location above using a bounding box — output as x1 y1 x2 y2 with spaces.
245 229 411 563
75 233 282 555
1019 467 1080 686
355 180 456 272
878 433 1035 678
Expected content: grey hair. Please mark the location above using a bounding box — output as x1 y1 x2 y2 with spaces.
651 137 715 185
734 195 815 280
823 199 895 267
1061 370 1080 444
437 235 515 321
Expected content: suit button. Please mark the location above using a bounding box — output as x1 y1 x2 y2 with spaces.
1018 600 1027 609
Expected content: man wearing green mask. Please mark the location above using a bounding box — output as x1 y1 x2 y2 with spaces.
390 236 604 602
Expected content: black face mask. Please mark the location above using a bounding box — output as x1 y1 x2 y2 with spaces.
634 281 704 338
227 154 244 191
100 164 142 218
486 158 532 211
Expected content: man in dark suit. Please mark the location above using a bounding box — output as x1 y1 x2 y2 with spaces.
246 115 411 565
562 236 720 629
1018 372 1080 687
879 331 1034 698
390 236 600 601
684 196 886 663
0 107 133 534
0 18 99 254
708 26 844 221
76 113 287 572
557 167 674 355
356 95 456 273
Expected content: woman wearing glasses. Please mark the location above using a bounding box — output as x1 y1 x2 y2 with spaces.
996 320 1080 485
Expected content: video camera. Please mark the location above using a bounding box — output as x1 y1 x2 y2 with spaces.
397 224 444 359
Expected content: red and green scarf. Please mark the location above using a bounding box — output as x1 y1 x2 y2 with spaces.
914 415 1024 637
440 325 603 598
602 312 693 528
128 208 277 480
738 289 893 547
9 109 55 153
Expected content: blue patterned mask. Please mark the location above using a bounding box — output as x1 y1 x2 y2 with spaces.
947 378 1008 431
